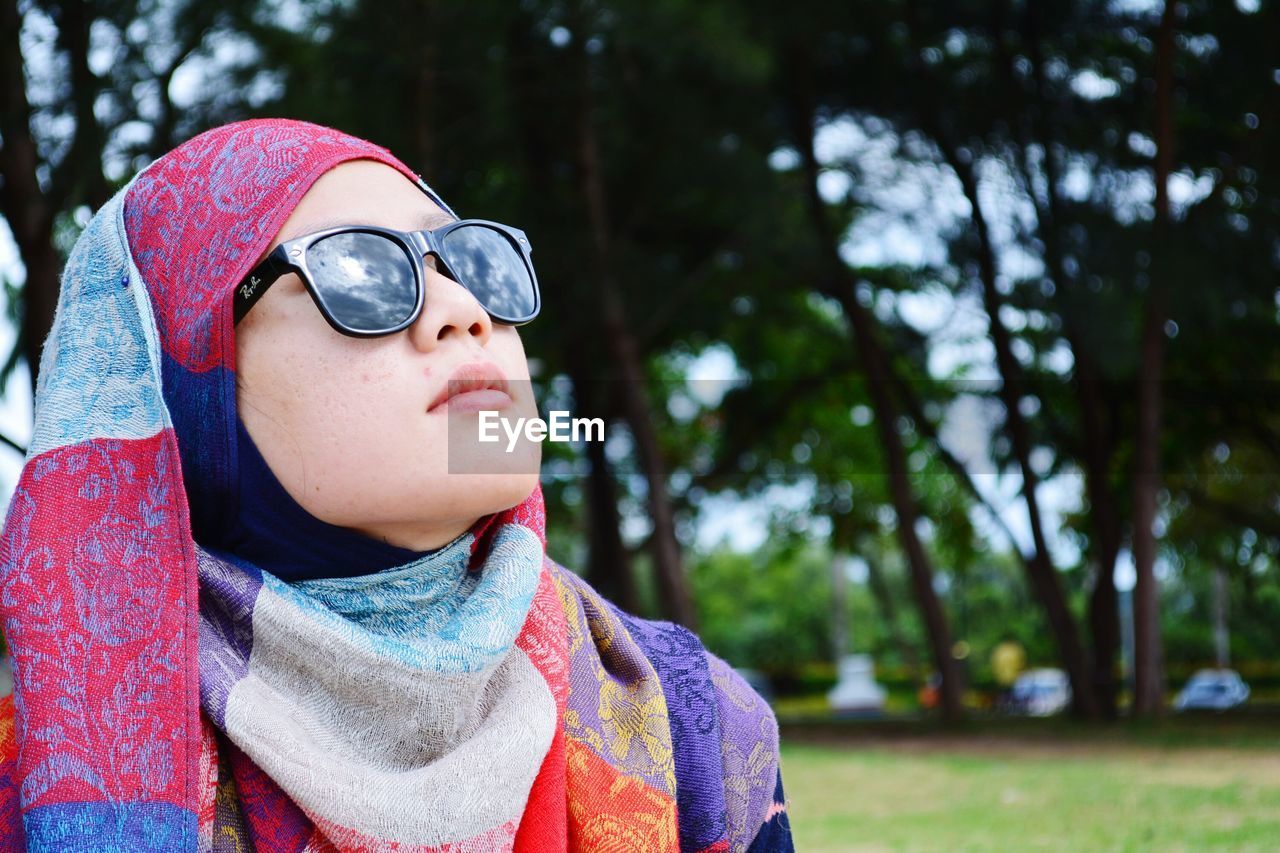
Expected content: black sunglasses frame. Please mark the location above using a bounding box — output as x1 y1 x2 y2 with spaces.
232 219 541 337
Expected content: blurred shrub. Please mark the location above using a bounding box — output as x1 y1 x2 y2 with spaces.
690 540 833 680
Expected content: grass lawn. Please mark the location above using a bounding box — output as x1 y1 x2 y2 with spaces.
778 718 1280 851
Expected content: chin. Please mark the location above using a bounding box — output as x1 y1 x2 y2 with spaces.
457 440 541 511
485 470 540 513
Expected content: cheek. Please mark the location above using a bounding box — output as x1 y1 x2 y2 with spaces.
292 355 437 457
244 339 370 441
295 361 391 435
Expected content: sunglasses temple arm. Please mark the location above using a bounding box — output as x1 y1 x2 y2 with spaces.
232 247 289 325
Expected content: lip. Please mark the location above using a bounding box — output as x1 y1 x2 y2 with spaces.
428 361 512 413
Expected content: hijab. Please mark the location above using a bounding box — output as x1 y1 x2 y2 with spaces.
0 118 792 852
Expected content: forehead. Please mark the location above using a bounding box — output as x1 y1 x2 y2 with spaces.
269 159 454 250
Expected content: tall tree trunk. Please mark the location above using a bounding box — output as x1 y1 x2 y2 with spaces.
570 6 696 628
1132 0 1177 717
947 152 1099 719
582 426 639 612
1212 567 1229 668
0 0 58 396
51 0 109 210
898 1 1086 718
830 552 849 661
857 330 964 722
1081 375 1123 719
502 7 643 616
147 5 221 159
863 552 921 677
780 43 964 722
566 339 639 612
1001 0 1125 718
408 0 438 178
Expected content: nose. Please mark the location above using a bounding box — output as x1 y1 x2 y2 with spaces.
405 260 493 352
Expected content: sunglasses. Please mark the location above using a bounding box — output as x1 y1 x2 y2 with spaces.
233 219 541 336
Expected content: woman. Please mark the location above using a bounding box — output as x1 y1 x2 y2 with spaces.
0 118 792 851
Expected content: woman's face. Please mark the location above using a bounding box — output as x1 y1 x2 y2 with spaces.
235 159 542 551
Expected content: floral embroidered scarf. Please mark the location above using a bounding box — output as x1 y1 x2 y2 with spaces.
0 119 792 851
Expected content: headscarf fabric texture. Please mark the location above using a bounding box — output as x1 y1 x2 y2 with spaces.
0 119 792 851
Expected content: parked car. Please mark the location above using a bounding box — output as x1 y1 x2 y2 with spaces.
1173 668 1250 712
1005 668 1072 716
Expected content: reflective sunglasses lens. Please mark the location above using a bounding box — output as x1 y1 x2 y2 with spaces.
441 226 537 320
308 232 418 332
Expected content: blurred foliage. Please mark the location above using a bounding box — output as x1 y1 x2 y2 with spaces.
690 535 834 677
